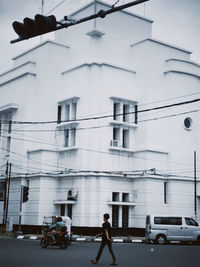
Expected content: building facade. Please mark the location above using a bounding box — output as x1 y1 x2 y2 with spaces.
0 1 200 230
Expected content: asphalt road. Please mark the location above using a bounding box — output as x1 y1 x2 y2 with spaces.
0 238 199 267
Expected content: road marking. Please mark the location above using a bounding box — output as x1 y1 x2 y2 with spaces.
94 238 102 242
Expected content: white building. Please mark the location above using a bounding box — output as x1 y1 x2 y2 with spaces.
0 1 200 232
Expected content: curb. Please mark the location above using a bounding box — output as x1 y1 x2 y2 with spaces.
16 235 147 243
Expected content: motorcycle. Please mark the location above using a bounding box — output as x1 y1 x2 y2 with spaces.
40 225 69 249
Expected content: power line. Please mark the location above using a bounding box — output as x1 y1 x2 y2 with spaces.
45 0 67 15
0 97 200 125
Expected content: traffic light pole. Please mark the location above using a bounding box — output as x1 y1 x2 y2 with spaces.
2 161 9 232
18 186 23 233
194 151 197 218
11 0 149 44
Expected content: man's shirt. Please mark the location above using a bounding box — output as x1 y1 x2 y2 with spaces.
50 221 65 231
102 221 111 241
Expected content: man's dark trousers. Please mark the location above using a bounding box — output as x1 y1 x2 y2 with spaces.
96 240 116 262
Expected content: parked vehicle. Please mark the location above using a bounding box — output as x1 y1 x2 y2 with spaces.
40 225 69 249
145 215 200 245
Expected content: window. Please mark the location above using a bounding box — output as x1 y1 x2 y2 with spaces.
123 104 129 122
57 97 79 124
112 205 119 227
57 105 62 124
7 137 11 152
5 112 12 134
71 128 76 146
71 103 77 120
154 217 182 225
65 104 70 121
113 102 120 120
122 193 129 202
185 217 198 227
64 129 69 147
113 127 120 141
122 129 129 148
184 117 192 130
164 182 168 204
112 192 119 202
68 204 72 219
0 182 5 201
60 204 65 216
154 217 168 225
122 206 129 227
168 217 182 225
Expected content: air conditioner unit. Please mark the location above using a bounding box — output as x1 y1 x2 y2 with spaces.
68 189 78 200
110 140 119 147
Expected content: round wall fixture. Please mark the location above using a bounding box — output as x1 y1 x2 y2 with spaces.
184 117 192 130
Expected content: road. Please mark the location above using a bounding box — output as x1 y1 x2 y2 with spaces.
0 238 199 267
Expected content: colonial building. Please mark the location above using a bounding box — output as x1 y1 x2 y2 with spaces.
0 0 200 232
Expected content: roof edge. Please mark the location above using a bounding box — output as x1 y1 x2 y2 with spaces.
131 38 192 54
12 40 70 61
68 0 153 23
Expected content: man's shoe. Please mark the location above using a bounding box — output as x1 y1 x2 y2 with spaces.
91 260 98 264
110 262 117 265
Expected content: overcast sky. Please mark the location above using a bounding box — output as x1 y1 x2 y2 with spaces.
0 0 200 73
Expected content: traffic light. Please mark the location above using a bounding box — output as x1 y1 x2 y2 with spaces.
23 186 29 203
12 14 57 40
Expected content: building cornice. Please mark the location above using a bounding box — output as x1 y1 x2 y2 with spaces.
0 72 36 87
0 61 36 77
62 62 136 75
166 58 200 68
131 38 192 54
164 70 200 79
2 172 199 183
12 40 70 60
0 103 19 113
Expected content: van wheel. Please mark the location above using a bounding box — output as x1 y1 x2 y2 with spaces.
156 234 166 245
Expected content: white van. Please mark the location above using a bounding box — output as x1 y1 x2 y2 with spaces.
145 215 200 244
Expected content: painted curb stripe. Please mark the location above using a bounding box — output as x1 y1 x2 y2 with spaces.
94 238 102 242
113 239 123 242
132 239 142 243
76 238 86 241
17 236 24 239
30 236 37 240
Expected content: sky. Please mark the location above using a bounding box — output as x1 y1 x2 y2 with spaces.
0 0 200 73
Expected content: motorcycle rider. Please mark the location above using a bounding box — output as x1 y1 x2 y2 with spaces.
49 216 65 244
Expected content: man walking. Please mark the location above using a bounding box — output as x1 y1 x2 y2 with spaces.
91 213 117 265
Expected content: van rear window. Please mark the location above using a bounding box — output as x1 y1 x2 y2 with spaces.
154 217 182 225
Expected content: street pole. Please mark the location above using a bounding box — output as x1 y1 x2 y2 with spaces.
5 163 12 232
194 151 197 218
18 185 23 233
2 161 9 232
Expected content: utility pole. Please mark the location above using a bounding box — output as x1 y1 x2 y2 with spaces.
5 163 12 231
194 151 197 218
2 161 11 233
2 161 9 232
18 186 23 233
